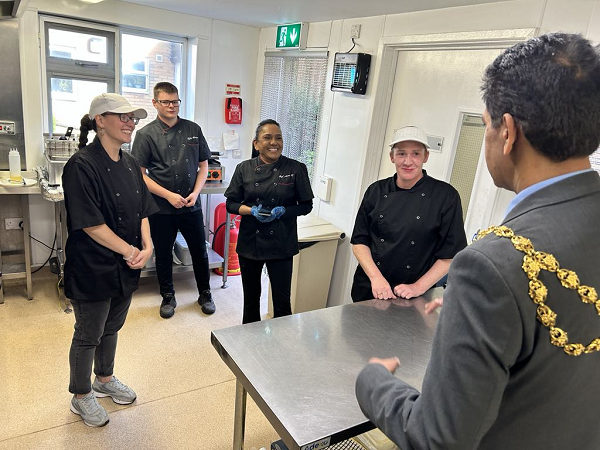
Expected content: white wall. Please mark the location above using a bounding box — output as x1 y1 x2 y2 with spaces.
19 0 259 263
254 0 600 306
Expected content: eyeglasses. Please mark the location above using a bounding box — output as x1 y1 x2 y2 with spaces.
155 99 182 107
102 113 140 125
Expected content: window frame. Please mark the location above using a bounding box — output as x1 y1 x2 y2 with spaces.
40 16 119 133
40 16 189 133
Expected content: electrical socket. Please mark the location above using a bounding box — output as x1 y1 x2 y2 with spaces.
5 217 23 230
350 24 361 39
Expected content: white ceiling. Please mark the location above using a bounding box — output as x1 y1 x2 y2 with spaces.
122 0 509 28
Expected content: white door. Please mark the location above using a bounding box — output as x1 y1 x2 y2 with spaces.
377 48 515 239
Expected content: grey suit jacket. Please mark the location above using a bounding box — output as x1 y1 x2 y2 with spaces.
356 171 600 450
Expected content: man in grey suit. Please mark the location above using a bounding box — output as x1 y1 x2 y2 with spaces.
356 33 600 450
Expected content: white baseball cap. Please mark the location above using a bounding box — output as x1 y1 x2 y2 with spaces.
389 126 430 149
89 93 147 120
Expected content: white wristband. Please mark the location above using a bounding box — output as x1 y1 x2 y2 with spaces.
123 245 135 261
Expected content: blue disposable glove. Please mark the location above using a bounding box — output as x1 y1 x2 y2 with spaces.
251 204 276 223
270 206 286 219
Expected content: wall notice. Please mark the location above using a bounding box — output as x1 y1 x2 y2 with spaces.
226 84 241 95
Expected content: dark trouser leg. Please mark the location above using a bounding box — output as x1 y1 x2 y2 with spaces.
178 210 210 293
94 294 132 378
351 267 373 302
239 255 264 324
69 298 111 394
266 257 293 318
149 214 179 296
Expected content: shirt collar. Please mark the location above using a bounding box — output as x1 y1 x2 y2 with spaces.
92 136 122 162
393 170 428 192
157 116 180 131
504 168 594 218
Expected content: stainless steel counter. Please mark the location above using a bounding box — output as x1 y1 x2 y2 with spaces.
211 287 442 449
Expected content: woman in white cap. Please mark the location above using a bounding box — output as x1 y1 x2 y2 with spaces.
62 93 159 427
350 125 467 302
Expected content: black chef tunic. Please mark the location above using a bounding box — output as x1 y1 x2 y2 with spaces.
225 155 314 260
132 117 211 215
62 137 159 300
351 171 467 301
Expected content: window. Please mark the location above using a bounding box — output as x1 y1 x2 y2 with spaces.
260 53 328 182
121 32 185 130
122 58 149 92
43 19 116 134
448 113 486 221
41 17 186 136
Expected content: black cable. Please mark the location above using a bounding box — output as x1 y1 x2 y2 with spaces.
346 38 356 53
31 231 56 274
29 233 54 250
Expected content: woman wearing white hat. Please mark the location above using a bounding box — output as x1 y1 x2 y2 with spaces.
62 93 159 426
350 125 467 302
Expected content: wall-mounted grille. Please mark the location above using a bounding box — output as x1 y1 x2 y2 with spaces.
331 53 371 95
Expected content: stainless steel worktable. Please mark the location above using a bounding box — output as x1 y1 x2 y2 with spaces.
211 287 442 450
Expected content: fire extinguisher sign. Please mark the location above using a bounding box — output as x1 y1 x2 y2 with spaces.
226 84 241 95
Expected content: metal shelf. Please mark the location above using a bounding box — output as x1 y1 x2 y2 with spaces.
1 262 27 279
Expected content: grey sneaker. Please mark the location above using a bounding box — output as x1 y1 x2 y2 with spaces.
92 376 137 405
159 294 177 318
198 290 215 315
70 392 109 427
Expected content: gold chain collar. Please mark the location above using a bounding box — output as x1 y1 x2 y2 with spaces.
475 225 600 356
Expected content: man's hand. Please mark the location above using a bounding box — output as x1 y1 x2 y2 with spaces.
168 192 187 209
368 357 400 373
425 297 444 314
371 276 397 300
184 191 199 207
393 282 426 299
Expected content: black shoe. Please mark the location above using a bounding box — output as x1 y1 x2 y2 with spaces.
198 290 215 315
160 294 177 319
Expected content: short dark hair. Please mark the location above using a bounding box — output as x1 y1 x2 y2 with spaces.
154 82 178 99
251 119 281 158
481 33 600 162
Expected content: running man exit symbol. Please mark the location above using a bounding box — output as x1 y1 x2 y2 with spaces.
279 27 288 47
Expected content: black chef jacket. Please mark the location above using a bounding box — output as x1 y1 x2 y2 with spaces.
62 137 159 300
225 155 314 260
132 117 211 215
351 171 467 301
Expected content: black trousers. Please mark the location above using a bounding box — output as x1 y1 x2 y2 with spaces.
238 255 293 324
69 294 132 394
148 209 210 297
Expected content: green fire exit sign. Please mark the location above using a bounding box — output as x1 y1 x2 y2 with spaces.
276 23 308 49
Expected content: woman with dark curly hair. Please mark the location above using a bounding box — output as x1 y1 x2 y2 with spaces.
225 119 314 324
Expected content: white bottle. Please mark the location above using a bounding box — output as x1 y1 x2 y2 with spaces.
9 148 22 182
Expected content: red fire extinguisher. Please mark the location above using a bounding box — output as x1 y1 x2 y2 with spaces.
213 202 241 276
215 220 241 276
